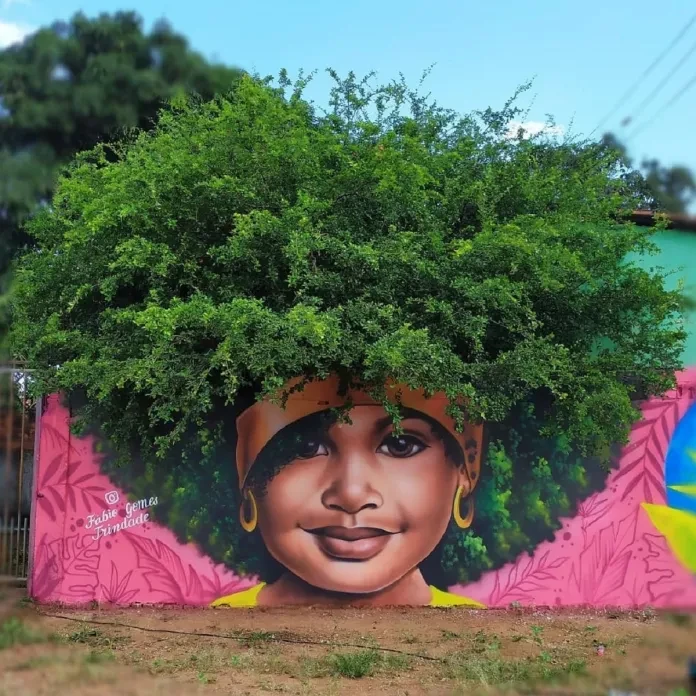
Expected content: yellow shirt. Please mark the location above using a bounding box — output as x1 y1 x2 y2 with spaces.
211 583 485 608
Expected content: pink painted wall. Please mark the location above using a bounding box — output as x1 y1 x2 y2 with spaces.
28 370 696 608
29 400 251 605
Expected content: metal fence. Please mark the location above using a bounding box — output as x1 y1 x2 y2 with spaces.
1 363 36 582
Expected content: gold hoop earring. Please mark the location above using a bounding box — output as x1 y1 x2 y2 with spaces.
453 485 474 529
239 489 258 533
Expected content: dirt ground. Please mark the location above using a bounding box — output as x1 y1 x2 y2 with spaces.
0 585 695 696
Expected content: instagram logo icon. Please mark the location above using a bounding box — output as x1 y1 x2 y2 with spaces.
104 491 120 505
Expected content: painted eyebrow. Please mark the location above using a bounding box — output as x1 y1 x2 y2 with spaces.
372 411 436 438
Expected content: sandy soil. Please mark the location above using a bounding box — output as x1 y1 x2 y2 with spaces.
0 585 694 696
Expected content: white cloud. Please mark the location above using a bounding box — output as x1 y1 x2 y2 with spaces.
2 0 32 8
505 120 565 140
0 20 34 48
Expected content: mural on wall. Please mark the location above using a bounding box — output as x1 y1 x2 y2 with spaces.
642 395 696 576
28 370 696 608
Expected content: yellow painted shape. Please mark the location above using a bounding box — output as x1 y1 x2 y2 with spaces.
429 587 486 608
668 484 696 497
668 449 696 496
211 583 487 608
642 503 696 573
211 583 266 608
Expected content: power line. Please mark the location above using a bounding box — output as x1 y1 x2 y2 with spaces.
621 35 696 128
627 69 696 141
589 10 696 137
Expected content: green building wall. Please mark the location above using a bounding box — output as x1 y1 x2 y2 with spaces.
635 230 696 366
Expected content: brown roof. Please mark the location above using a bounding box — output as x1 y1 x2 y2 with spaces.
631 210 696 231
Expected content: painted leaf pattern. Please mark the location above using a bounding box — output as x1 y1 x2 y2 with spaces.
100 562 139 605
488 552 568 605
613 401 679 505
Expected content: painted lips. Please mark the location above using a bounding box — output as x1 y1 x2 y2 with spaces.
307 526 394 561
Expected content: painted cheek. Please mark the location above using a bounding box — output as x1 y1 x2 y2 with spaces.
399 448 453 493
399 459 454 526
260 492 304 532
269 465 322 504
264 470 325 532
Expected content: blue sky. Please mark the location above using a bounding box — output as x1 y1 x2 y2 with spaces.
2 0 696 185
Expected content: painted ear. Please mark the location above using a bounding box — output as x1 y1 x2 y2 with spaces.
459 422 484 494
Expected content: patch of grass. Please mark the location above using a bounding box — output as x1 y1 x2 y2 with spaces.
142 642 410 683
84 649 115 665
441 629 459 640
64 625 130 649
382 653 411 671
230 629 276 648
538 656 587 682
228 654 245 668
143 640 412 683
254 651 296 677
471 629 500 654
196 671 215 684
295 655 332 679
150 647 261 677
255 677 292 693
66 626 103 644
330 649 380 679
357 634 380 649
324 648 411 679
0 617 45 649
146 646 281 680
530 625 544 644
444 650 586 687
150 657 176 674
151 650 210 675
538 650 552 663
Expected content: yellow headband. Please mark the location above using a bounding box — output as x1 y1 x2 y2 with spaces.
235 375 482 490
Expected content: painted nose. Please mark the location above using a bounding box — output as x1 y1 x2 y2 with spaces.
320 450 384 514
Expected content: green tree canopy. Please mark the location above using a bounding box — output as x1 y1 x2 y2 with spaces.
642 159 696 215
0 10 243 352
601 133 696 214
10 72 686 580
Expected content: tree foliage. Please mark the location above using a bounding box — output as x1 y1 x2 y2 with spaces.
642 159 696 215
12 71 686 579
602 133 696 214
0 11 243 304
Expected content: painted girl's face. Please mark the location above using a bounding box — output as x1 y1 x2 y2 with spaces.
254 406 470 594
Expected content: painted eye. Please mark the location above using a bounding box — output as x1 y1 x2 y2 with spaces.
378 435 426 458
294 439 329 459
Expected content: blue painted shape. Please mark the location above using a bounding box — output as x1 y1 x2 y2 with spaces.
665 401 696 514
